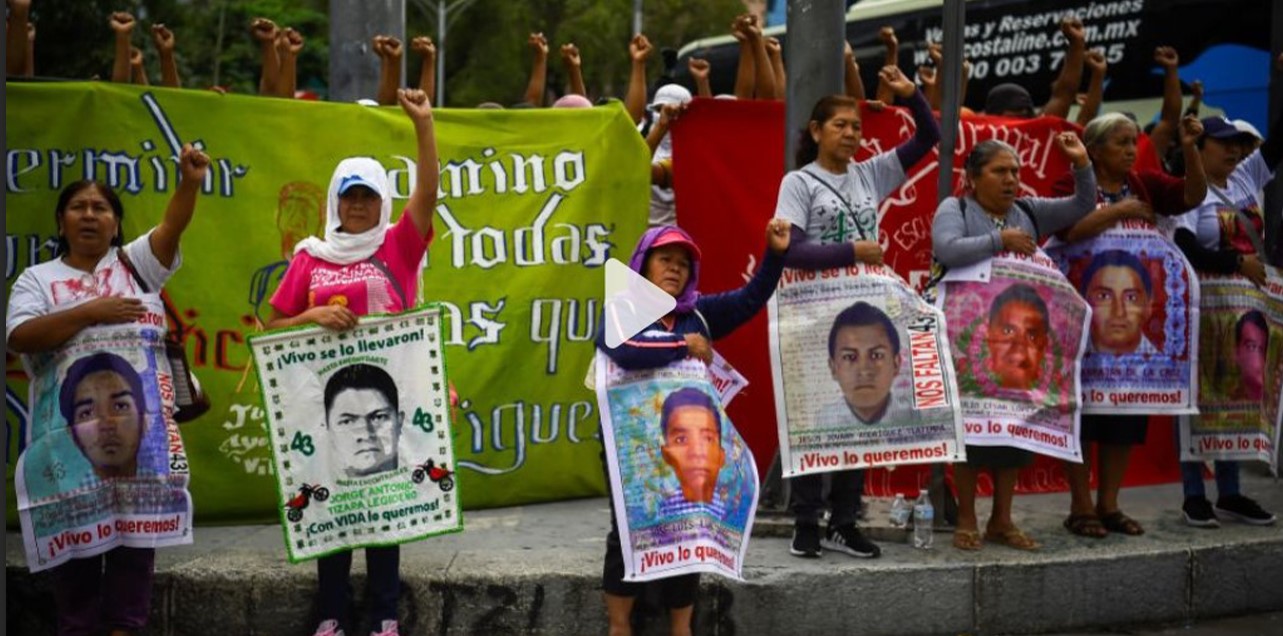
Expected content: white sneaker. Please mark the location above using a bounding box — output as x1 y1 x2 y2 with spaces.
370 620 399 636
313 620 345 636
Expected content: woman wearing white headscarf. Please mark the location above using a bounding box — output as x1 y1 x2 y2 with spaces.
267 89 438 636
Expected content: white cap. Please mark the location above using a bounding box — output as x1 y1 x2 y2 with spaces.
1232 119 1263 141
648 84 693 111
356 98 379 107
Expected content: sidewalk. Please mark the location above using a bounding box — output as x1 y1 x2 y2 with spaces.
7 472 1282 635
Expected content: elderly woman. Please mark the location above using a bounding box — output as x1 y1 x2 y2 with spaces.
266 89 438 636
1051 112 1207 538
773 66 940 561
7 146 209 636
928 133 1095 551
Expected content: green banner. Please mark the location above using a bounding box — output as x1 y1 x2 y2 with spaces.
6 81 649 524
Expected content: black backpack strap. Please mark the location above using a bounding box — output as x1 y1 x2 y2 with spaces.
366 256 408 308
1014 199 1040 239
798 168 870 241
115 247 151 293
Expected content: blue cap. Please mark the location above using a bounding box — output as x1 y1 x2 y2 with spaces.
337 174 381 196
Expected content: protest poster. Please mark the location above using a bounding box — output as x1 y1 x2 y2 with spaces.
936 251 1089 461
1046 220 1200 414
15 295 191 572
1179 269 1283 472
769 263 964 476
249 306 460 561
7 82 649 525
595 353 757 582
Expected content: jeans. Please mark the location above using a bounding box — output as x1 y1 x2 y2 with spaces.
1180 460 1240 499
53 546 155 636
789 468 865 527
317 545 401 629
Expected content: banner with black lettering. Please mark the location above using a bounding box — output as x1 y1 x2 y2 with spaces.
769 264 964 475
596 354 757 582
249 306 461 562
937 252 1089 461
15 295 191 573
1046 221 1200 414
1179 270 1283 472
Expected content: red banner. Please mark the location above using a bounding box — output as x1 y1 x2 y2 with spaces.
673 98 1180 495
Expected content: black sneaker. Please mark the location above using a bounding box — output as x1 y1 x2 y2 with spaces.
821 524 881 558
1182 496 1220 528
790 523 821 558
1215 495 1278 526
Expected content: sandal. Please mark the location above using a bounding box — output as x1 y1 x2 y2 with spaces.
984 527 1040 551
1099 510 1145 536
952 529 983 551
1063 513 1108 538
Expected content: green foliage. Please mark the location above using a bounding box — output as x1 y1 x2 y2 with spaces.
27 0 738 104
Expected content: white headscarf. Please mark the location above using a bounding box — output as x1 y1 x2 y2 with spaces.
293 157 394 265
292 156 428 306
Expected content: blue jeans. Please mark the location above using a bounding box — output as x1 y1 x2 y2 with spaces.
1175 418 1241 499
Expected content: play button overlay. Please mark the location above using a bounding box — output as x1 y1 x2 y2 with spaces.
603 258 676 348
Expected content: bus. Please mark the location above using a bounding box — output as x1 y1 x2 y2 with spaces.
674 0 1275 129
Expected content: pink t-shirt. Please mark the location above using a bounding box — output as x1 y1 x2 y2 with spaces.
269 212 432 317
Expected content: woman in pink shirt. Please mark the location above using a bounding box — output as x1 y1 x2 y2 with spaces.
267 89 439 636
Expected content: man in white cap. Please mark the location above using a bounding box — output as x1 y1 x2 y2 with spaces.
642 83 693 226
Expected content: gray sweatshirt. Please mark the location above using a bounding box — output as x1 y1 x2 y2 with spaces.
931 164 1097 269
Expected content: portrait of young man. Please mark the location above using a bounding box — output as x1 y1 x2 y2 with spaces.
985 284 1051 390
1080 250 1157 356
657 388 727 518
59 352 149 480
816 301 905 427
324 363 404 478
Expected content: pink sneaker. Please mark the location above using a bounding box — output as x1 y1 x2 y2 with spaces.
370 620 399 636
313 620 344 636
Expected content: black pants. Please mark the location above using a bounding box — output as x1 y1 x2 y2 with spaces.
317 545 400 629
600 450 698 608
789 468 865 527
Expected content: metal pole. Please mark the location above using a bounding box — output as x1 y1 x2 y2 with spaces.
784 0 845 170
329 0 405 103
1266 3 1282 264
633 0 643 36
437 0 446 106
931 0 966 529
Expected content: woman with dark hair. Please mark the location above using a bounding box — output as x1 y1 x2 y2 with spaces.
928 133 1095 551
6 144 208 636
595 220 789 636
772 65 939 561
1050 112 1207 539
266 89 438 636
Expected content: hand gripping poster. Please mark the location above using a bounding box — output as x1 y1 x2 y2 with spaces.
1179 269 1283 472
16 295 192 573
1046 221 1200 414
595 353 757 582
937 252 1090 461
249 306 461 562
768 263 964 476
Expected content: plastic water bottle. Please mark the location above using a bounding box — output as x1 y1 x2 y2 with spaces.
912 489 934 549
889 494 910 529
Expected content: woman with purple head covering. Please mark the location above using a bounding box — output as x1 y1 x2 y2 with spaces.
594 219 789 636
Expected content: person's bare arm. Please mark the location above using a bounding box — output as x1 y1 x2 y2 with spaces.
250 17 280 95
110 12 135 83
1177 115 1208 207
688 57 712 97
9 298 146 354
149 144 210 267
411 36 436 102
277 27 303 97
1148 47 1183 158
523 32 548 106
874 26 898 103
645 103 685 154
397 89 439 239
732 19 754 100
373 35 403 105
1062 199 1154 243
1075 50 1106 126
266 306 357 331
151 23 180 87
23 21 34 76
743 15 774 100
129 46 149 85
1043 17 1085 118
1185 79 1203 117
6 0 31 76
844 41 865 101
625 34 652 123
765 36 785 100
561 43 586 96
